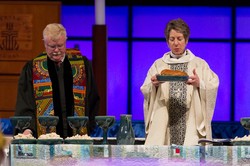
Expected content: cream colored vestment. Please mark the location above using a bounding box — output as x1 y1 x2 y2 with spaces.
140 49 219 145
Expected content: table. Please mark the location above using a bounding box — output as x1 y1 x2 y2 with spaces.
8 144 250 166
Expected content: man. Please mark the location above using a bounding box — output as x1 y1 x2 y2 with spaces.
15 23 100 138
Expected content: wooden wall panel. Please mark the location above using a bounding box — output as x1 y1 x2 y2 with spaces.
92 25 107 116
0 61 26 75
0 1 61 118
0 76 18 118
0 1 61 62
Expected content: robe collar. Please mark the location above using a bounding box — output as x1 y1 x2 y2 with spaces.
162 49 195 64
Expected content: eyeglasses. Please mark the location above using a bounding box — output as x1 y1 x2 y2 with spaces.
46 43 65 50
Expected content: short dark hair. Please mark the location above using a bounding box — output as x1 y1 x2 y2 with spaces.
164 18 190 41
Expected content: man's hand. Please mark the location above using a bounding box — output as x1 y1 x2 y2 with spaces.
23 129 33 135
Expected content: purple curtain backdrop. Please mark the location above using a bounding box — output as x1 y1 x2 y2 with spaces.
62 5 250 121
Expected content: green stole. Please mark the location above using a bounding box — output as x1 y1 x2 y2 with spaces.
33 49 86 136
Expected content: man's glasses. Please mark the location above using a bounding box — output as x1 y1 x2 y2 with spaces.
46 43 65 50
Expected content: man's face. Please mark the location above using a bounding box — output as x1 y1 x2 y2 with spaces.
167 29 188 57
44 35 67 62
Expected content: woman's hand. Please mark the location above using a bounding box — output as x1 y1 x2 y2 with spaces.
186 69 200 88
151 75 161 87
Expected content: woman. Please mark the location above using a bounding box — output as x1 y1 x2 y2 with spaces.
140 18 219 145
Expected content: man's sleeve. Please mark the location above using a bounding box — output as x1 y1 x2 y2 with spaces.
83 56 100 134
14 61 37 137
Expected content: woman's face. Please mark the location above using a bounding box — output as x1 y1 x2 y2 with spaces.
167 29 188 56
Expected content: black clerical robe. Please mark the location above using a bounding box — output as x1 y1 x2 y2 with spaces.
15 53 100 138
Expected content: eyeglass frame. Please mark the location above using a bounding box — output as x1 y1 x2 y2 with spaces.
46 43 65 50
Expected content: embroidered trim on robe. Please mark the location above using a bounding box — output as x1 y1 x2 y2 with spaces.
33 49 86 136
169 63 188 145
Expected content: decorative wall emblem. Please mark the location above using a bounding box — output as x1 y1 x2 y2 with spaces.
0 14 32 59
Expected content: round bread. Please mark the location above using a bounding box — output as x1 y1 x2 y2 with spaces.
161 69 188 76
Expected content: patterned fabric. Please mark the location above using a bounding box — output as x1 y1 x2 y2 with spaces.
169 63 188 145
33 49 86 136
67 50 86 117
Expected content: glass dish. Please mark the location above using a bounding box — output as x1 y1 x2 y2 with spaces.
64 139 93 144
11 139 37 144
157 75 189 82
36 138 63 145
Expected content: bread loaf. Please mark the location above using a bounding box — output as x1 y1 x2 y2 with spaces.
160 69 188 76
